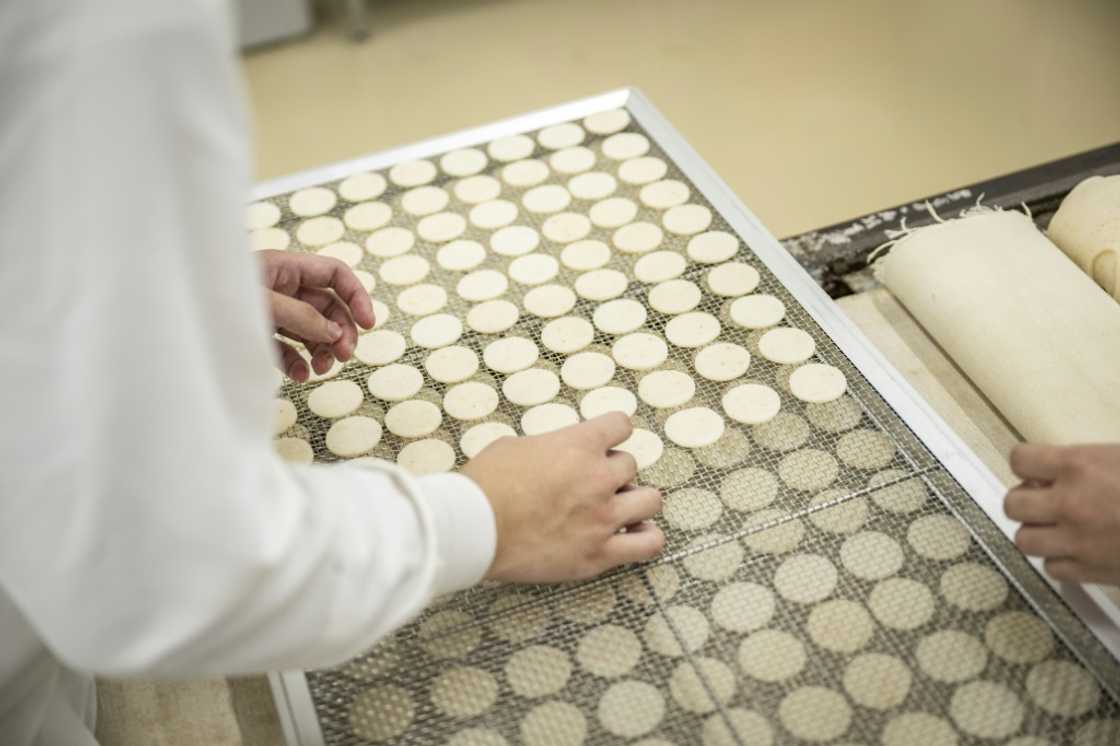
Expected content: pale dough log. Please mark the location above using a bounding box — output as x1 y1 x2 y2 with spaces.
1048 175 1120 301
876 209 1120 444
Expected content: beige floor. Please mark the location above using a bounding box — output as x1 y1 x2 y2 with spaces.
243 0 1120 239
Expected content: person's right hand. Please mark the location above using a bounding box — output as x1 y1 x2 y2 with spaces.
461 413 665 584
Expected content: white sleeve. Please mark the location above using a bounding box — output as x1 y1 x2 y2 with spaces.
0 0 496 676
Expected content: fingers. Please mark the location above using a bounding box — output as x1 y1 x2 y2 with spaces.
270 291 343 347
1009 443 1065 483
288 254 376 330
582 412 634 451
1004 485 1058 525
1014 524 1074 559
605 450 638 489
604 521 665 566
610 486 662 527
299 287 360 361
1043 558 1105 584
275 339 309 382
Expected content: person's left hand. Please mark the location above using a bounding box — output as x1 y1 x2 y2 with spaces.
257 250 375 382
1004 443 1120 585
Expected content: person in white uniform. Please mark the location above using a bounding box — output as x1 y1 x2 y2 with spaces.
0 2 664 743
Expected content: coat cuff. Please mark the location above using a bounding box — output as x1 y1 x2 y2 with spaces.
414 473 496 596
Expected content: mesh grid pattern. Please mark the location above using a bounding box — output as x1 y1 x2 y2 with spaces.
262 113 1120 744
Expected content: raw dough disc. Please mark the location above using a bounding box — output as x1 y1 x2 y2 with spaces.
807 599 873 653
641 447 695 487
454 175 502 204
730 294 786 329
869 578 934 630
682 534 743 582
843 653 911 710
503 368 561 407
722 384 781 425
664 312 721 348
437 239 486 271
907 514 971 561
488 134 535 162
469 199 519 229
349 686 414 743
603 132 650 160
707 262 760 297
460 422 517 458
467 299 520 334
702 709 773 746
538 122 585 150
505 645 571 698
685 232 737 265
557 583 616 625
620 565 680 608
949 681 1023 739
1076 721 1120 746
401 185 449 216
774 553 837 604
778 687 851 743
577 625 641 678
521 403 580 435
616 428 664 469
325 416 382 456
593 299 647 335
389 159 437 187
837 429 896 470
738 629 806 682
648 279 701 314
664 204 712 235
274 399 297 435
379 254 430 286
396 284 447 316
719 467 779 512
250 227 290 252
694 343 750 382
560 239 611 270
484 337 539 373
590 197 638 228
519 702 586 746
758 327 816 364
445 730 507 746
308 380 364 418
640 180 690 209
397 438 456 475
440 148 488 177
840 530 904 580
431 667 498 718
693 421 752 470
317 241 363 267
644 605 710 657
788 363 847 404
509 253 560 285
289 186 337 217
916 630 988 683
778 448 839 492
613 222 663 254
669 658 737 717
574 269 629 301
542 212 592 243
384 400 442 438
488 593 550 643
618 156 668 185
354 269 376 293
275 437 313 463
584 108 631 134
541 316 595 354
491 225 541 256
502 159 550 188
663 487 722 530
417 212 467 243
665 407 725 448
598 681 664 738
424 345 480 384
742 510 805 555
443 382 500 421
339 172 388 202
809 489 868 534
805 395 862 432
940 562 1009 612
297 216 345 246
612 333 669 371
881 713 958 746
639 370 696 408
307 357 344 382
568 171 617 201
367 363 424 401
1026 660 1100 717
561 352 616 390
365 226 415 257
869 470 928 513
984 611 1054 664
522 184 571 214
457 269 509 302
710 582 775 633
634 251 687 283
343 202 392 231
550 146 596 174
580 386 638 419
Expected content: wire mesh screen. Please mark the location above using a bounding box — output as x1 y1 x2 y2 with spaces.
258 109 1120 744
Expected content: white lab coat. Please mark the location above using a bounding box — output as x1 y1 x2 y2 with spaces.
0 1 496 743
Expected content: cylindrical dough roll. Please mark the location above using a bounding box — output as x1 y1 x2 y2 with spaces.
1048 175 1120 301
875 209 1120 444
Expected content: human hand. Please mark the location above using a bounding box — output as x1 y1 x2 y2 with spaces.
462 413 665 584
1004 443 1120 585
257 250 375 382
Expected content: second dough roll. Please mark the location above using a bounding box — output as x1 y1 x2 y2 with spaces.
1048 174 1120 302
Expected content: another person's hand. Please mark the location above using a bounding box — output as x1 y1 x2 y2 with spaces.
463 413 665 583
257 250 375 382
1004 443 1120 585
